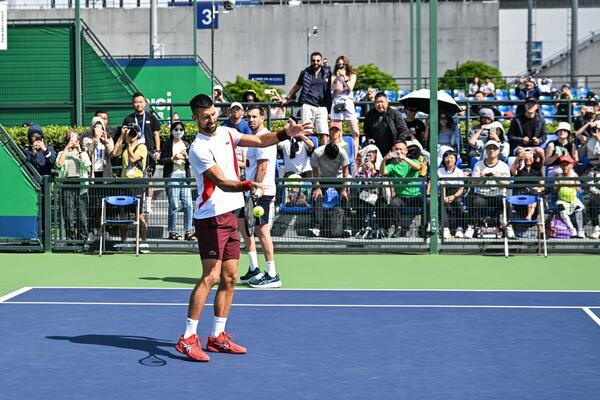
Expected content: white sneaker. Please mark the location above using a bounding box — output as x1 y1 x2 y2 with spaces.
139 243 150 254
577 230 586 239
454 227 464 238
443 227 451 239
506 226 515 239
308 228 320 237
591 226 600 240
464 226 475 239
570 228 577 237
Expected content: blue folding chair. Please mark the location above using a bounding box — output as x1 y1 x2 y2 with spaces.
502 195 547 258
99 196 141 256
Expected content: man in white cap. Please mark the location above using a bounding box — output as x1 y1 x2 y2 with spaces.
222 102 252 135
464 140 510 239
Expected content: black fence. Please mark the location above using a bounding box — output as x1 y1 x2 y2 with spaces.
36 175 600 254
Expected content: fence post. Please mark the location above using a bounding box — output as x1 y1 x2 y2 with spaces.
43 175 52 252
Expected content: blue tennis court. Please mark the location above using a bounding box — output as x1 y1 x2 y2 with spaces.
1 288 600 399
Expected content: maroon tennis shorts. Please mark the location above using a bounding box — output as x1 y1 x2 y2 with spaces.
193 211 240 261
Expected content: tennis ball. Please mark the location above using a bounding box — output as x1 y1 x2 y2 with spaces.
558 186 577 203
252 205 265 218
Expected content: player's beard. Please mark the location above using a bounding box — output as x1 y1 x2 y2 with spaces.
200 121 217 134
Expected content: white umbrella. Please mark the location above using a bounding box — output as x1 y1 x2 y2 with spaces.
399 89 462 115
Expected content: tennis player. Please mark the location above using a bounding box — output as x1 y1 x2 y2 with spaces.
175 94 311 362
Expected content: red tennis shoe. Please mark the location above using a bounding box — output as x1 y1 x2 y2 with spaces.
206 332 247 354
175 334 210 362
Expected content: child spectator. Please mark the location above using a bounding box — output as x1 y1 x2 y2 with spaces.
554 155 585 238
544 122 578 176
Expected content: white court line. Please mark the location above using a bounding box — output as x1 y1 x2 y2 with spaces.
21 286 600 293
3 301 600 309
582 307 600 327
0 287 32 303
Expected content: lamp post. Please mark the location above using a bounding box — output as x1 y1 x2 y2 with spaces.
306 26 318 65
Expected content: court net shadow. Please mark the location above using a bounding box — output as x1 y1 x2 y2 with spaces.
46 334 188 366
140 276 248 288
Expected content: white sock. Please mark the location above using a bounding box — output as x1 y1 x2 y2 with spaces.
266 261 276 277
248 251 259 271
183 318 199 339
212 316 227 337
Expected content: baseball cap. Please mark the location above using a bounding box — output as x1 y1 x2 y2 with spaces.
488 121 505 133
559 154 574 164
485 140 500 149
230 102 244 110
479 108 495 120
525 96 539 104
329 121 342 131
555 122 572 133
213 85 223 92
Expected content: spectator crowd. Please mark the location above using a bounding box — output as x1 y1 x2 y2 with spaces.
21 56 600 244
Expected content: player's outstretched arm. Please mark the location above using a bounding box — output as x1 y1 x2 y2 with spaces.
204 164 264 194
238 119 314 148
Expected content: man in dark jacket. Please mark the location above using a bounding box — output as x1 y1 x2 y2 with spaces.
507 96 547 155
22 125 57 176
364 92 409 156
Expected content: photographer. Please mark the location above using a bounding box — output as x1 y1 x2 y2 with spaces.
121 92 161 213
574 100 600 144
22 125 57 176
56 131 92 241
330 55 360 156
380 140 422 238
111 123 149 245
464 141 510 239
515 76 541 116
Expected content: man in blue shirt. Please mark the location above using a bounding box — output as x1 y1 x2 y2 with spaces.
282 52 332 145
222 102 252 134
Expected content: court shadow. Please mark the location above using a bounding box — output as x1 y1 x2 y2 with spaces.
140 277 248 288
46 334 189 366
139 276 199 285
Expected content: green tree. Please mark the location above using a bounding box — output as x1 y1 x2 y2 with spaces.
355 64 399 92
440 61 504 92
223 76 283 102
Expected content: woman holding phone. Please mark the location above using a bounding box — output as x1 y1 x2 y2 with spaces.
330 55 360 158
160 122 195 241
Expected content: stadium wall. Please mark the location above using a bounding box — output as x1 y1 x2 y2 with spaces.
10 2 499 89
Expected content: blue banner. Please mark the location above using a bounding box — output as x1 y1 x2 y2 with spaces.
248 74 286 86
197 2 218 30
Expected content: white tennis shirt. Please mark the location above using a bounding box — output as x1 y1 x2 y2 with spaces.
189 126 245 219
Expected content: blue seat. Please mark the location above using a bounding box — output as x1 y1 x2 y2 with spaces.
503 195 547 258
496 88 507 98
385 90 397 101
279 181 312 215
99 196 141 256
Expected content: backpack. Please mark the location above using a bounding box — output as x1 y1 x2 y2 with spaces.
322 207 345 238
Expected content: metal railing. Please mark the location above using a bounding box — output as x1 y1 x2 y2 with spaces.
39 175 600 254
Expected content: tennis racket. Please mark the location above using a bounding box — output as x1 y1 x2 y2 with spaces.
244 194 257 237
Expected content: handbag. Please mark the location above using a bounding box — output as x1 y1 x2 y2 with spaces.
359 190 378 206
333 102 347 113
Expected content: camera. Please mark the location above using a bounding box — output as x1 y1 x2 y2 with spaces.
484 172 494 177
264 89 276 95
125 123 141 138
223 0 235 11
